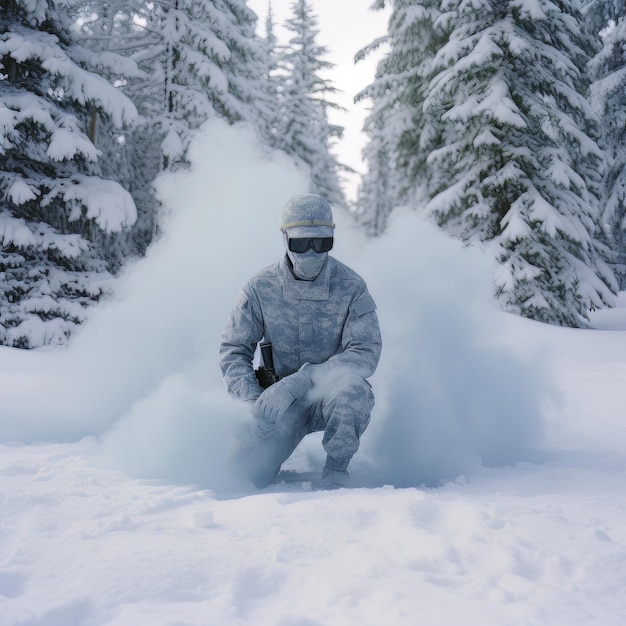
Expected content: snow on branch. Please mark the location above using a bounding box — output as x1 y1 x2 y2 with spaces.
73 45 145 80
2 92 99 162
526 190 571 239
43 175 137 233
5 176 39 205
0 210 37 248
523 292 551 311
186 23 231 63
425 176 470 218
37 222 87 259
589 66 626 111
355 36 388 64
1 29 137 128
0 210 88 258
511 0 547 20
180 47 229 92
6 317 75 349
47 127 100 162
500 205 532 243
161 124 186 162
442 78 526 128
42 55 137 127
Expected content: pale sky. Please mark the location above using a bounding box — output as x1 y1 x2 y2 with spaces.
247 0 391 201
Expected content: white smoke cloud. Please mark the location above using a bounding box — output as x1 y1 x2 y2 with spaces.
0 119 552 490
353 210 548 486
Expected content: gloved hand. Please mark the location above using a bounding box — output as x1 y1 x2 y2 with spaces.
254 365 312 425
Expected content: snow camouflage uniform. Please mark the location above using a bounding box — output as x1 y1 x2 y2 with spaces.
219 194 382 488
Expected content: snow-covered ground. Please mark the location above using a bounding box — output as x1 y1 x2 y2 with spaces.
1 122 625 625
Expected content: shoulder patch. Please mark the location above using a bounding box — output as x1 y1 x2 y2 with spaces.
352 293 377 317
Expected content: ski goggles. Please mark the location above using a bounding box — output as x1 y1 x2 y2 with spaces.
287 237 334 253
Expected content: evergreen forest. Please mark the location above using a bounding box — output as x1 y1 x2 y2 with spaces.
1 0 625 347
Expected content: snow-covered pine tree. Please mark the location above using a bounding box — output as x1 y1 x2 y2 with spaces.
276 0 346 208
588 2 626 288
355 0 444 234
362 0 616 326
428 0 616 326
140 0 231 171
129 0 272 174
0 0 138 348
219 0 279 141
79 0 275 248
255 1 285 149
354 110 395 236
72 0 160 260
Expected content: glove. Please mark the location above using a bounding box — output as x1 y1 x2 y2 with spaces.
254 365 312 425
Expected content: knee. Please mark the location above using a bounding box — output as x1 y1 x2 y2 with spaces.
330 374 375 412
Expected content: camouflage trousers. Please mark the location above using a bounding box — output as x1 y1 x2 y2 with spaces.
233 374 375 488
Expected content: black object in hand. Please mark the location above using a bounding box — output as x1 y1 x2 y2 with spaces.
255 341 280 388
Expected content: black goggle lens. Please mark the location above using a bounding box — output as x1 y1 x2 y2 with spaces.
288 237 334 253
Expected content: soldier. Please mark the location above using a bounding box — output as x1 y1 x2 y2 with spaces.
219 194 382 489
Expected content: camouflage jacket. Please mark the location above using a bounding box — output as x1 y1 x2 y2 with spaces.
219 254 382 403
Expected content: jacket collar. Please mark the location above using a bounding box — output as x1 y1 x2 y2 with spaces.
279 254 330 300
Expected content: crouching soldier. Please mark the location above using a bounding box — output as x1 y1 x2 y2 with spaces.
219 194 382 489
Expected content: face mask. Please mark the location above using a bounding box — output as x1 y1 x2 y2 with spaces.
287 248 328 280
